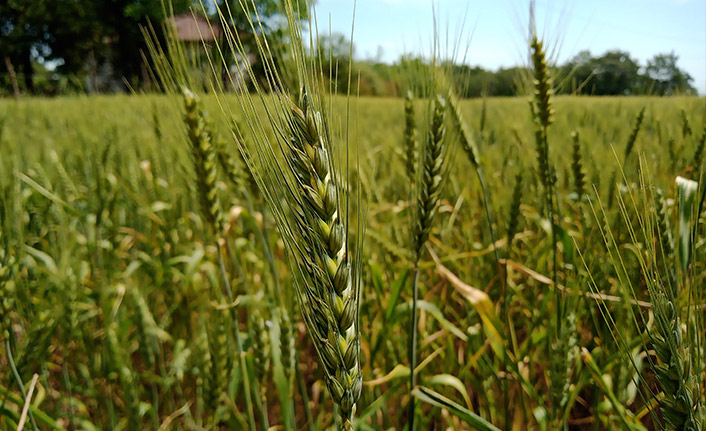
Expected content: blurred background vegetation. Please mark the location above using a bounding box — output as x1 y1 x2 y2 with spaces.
0 0 697 98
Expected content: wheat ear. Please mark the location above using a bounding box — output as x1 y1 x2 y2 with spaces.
284 89 362 429
691 125 706 175
0 258 14 342
681 109 692 138
624 106 646 163
152 102 162 144
571 131 586 199
182 88 223 234
413 95 447 258
507 173 523 247
404 90 419 183
651 291 702 431
530 36 554 201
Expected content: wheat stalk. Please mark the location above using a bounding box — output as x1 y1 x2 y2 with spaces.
530 36 571 429
408 94 448 431
447 87 512 430
105 322 141 430
181 87 257 429
586 169 703 431
529 35 558 294
1 222 39 431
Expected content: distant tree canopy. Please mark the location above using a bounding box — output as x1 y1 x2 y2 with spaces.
0 0 307 95
324 45 696 99
557 50 695 96
0 0 197 94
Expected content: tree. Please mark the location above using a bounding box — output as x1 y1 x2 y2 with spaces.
0 1 49 93
558 50 594 94
557 50 643 95
644 52 695 95
591 51 640 95
313 32 355 93
0 0 195 93
94 0 195 90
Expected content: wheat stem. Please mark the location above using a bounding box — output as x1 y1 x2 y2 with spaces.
62 361 75 431
407 264 422 431
217 244 257 430
448 89 511 431
6 339 39 431
408 94 447 431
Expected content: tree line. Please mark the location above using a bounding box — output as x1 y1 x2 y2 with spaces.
0 0 697 98
330 49 697 98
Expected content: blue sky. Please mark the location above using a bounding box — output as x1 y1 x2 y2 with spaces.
313 0 706 93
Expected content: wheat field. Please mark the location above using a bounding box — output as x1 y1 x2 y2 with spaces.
0 89 704 431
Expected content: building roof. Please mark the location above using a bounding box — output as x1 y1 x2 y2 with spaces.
168 13 222 42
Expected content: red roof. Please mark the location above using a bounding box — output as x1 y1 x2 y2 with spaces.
168 14 223 42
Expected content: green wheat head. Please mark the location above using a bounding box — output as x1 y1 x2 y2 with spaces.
404 90 419 183
283 89 362 424
0 257 14 341
571 131 586 199
507 173 523 246
681 109 692 138
651 290 701 431
413 95 448 259
530 36 554 196
624 106 646 162
182 88 223 234
691 125 706 175
530 36 554 131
